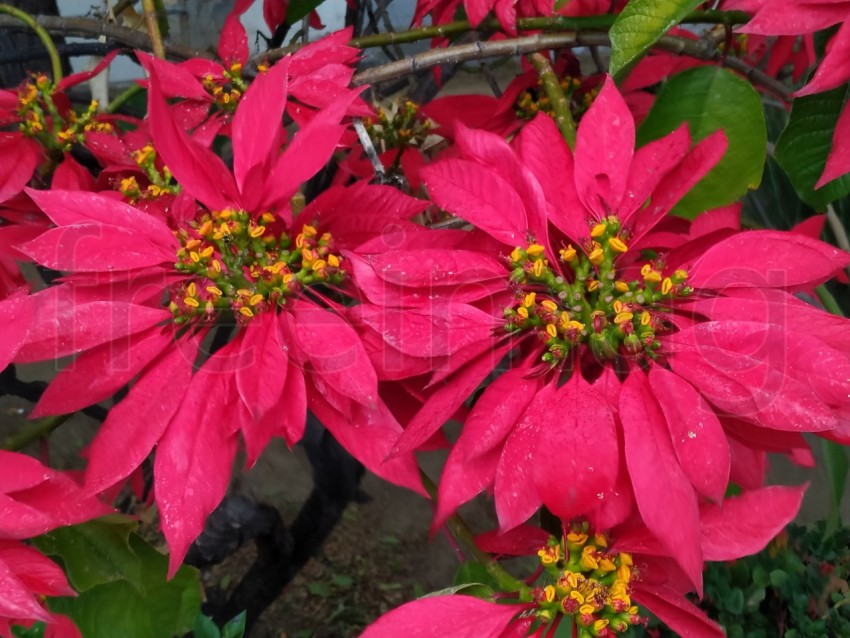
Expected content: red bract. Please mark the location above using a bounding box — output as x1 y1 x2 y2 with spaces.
0 451 110 637
377 76 850 589
137 22 368 141
0 540 80 638
17 56 425 576
740 0 850 185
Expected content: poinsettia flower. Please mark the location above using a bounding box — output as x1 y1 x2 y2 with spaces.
17 56 427 576
137 21 369 141
0 539 81 638
362 76 850 591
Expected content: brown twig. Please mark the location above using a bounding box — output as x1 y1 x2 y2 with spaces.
0 14 211 60
140 0 165 59
352 31 793 102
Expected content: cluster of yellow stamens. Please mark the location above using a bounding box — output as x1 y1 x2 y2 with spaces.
515 76 599 122
533 527 644 637
118 144 180 201
503 216 691 363
201 62 248 112
363 99 433 152
170 210 344 324
16 74 111 152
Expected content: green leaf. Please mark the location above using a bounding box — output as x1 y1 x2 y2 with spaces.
330 573 354 589
453 561 500 590
307 582 331 598
637 66 767 219
221 612 247 638
46 534 201 638
33 516 142 592
609 0 702 79
775 86 850 210
285 0 328 25
822 439 849 527
421 583 493 598
193 613 221 638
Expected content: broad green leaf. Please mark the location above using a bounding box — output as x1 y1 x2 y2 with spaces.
46 534 201 638
33 516 141 592
637 66 766 219
285 0 327 25
221 612 247 638
822 439 849 527
609 0 702 79
193 613 221 638
775 86 850 210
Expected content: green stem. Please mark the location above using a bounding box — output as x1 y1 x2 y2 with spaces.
141 0 166 59
106 83 142 114
816 285 843 317
349 10 751 50
420 470 527 595
2 414 70 452
0 3 63 84
528 52 576 149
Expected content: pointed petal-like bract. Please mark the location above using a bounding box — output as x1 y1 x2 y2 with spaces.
533 375 619 521
147 71 241 212
634 586 724 638
231 58 289 194
360 595 525 638
817 100 850 187
620 372 703 594
84 335 197 496
155 345 240 577
700 485 806 561
236 311 289 424
688 230 850 290
574 76 635 218
649 364 730 502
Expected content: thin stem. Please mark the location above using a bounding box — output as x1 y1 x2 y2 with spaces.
2 414 70 452
816 285 843 317
529 52 576 149
352 31 793 102
140 0 165 59
106 82 142 114
419 470 527 595
0 3 63 83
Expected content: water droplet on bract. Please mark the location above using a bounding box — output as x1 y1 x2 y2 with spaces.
687 431 696 439
597 492 605 500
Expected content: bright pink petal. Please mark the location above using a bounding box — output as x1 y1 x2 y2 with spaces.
148 71 241 211
700 485 806 560
817 100 850 187
0 557 50 621
236 311 289 424
395 342 512 455
365 248 506 288
155 344 240 577
0 136 40 204
534 375 619 520
620 124 691 222
433 447 500 532
290 304 378 408
0 541 73 597
263 90 361 210
136 52 211 102
232 58 290 193
574 76 635 218
797 20 850 95
514 114 588 244
32 325 172 417
620 371 703 594
0 291 32 371
688 230 850 290
217 0 253 66
84 335 197 495
360 595 523 638
649 364 730 502
422 157 529 246
634 586 724 638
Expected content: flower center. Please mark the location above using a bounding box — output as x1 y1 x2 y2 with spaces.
17 74 112 151
533 527 644 636
118 144 180 201
515 75 599 122
201 62 248 112
169 211 345 324
503 216 691 363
